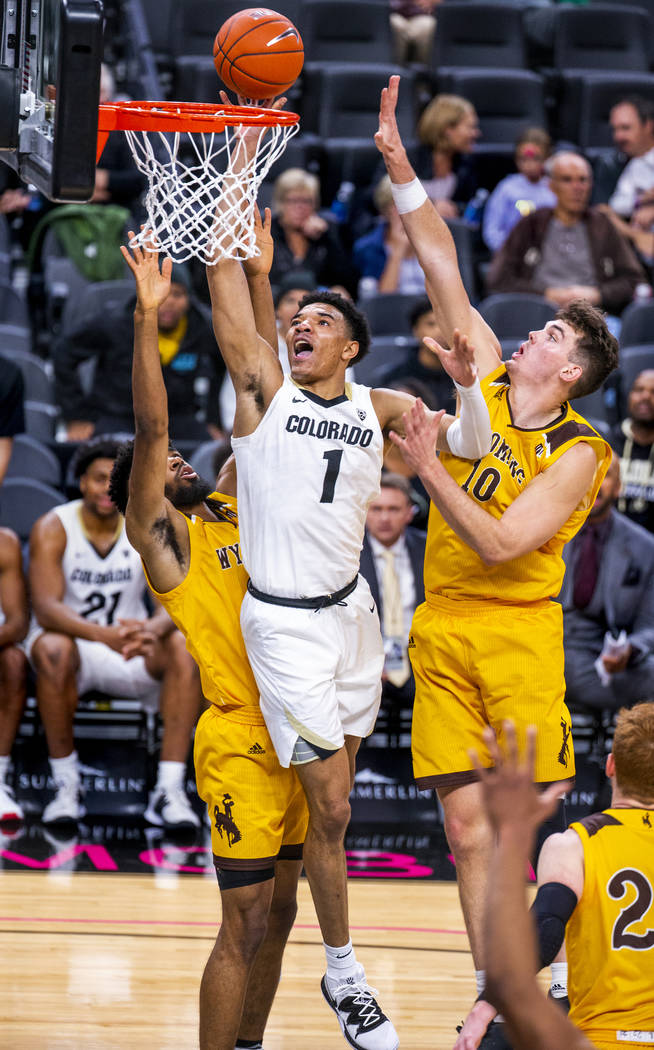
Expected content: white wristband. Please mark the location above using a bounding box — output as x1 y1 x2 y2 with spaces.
390 177 428 215
445 377 492 460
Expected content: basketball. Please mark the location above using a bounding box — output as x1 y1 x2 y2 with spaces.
213 8 304 100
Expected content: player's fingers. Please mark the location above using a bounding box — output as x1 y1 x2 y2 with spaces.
120 244 136 271
525 724 537 775
467 747 488 782
388 429 405 449
483 725 502 767
263 206 272 231
161 256 173 281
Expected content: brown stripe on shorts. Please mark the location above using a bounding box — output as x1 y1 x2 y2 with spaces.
213 854 277 871
415 769 480 790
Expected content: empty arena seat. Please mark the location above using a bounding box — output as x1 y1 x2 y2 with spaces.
432 3 528 71
478 294 557 344
0 215 11 283
552 4 651 72
24 401 58 443
168 0 303 58
352 338 413 387
301 0 393 65
0 349 55 404
435 69 546 150
300 64 414 139
619 345 654 394
61 279 135 335
361 294 428 338
619 299 654 348
6 434 62 486
556 71 654 149
0 477 63 544
0 280 30 328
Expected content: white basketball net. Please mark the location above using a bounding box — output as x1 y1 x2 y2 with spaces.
123 118 298 264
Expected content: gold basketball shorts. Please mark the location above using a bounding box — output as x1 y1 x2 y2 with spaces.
410 595 575 789
194 706 309 872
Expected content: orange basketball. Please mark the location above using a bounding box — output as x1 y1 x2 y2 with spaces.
213 8 304 99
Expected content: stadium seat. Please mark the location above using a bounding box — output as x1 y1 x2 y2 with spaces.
24 400 58 443
431 3 528 71
352 338 413 387
619 345 654 396
0 349 55 404
0 281 30 328
301 0 393 65
619 299 654 348
300 64 414 140
435 69 546 150
190 440 223 484
0 215 11 283
0 477 63 544
61 279 134 336
168 0 303 57
361 294 428 338
555 72 654 148
571 385 615 427
0 324 32 355
478 294 557 344
552 5 651 73
446 218 478 304
6 435 62 486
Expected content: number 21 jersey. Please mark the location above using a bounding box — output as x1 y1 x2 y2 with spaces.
54 499 148 624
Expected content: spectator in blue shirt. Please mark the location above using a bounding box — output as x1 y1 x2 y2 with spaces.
482 128 556 253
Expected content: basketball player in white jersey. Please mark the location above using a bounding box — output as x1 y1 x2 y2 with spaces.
0 527 29 822
25 438 202 827
206 206 492 1050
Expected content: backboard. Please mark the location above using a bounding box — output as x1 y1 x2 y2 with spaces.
0 0 103 201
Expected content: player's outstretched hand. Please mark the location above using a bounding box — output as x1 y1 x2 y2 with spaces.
452 999 498 1050
470 722 571 837
425 328 478 388
242 206 274 277
389 400 445 476
219 89 288 155
121 229 172 313
374 75 403 157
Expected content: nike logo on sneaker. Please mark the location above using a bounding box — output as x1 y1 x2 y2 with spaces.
247 742 266 755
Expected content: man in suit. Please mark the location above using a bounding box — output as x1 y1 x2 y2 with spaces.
360 474 426 731
560 455 654 710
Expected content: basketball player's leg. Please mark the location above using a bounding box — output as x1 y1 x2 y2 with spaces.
0 644 28 755
144 629 202 762
200 874 276 1050
30 631 80 757
237 857 303 1044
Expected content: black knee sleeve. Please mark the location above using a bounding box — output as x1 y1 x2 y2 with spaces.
530 881 578 969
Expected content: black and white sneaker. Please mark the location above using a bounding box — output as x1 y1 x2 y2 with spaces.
145 786 200 830
321 966 399 1050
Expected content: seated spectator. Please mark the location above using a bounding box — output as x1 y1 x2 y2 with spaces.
0 167 48 253
487 151 644 317
482 128 556 253
24 438 203 828
608 96 654 220
268 169 358 296
411 94 480 219
359 473 426 729
390 0 440 65
53 261 225 442
611 369 654 534
0 527 29 822
0 360 24 486
353 176 426 296
376 297 456 412
559 456 654 711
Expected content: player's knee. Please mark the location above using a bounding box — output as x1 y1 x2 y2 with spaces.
221 891 272 959
32 632 77 679
0 645 28 691
444 809 490 857
310 795 351 840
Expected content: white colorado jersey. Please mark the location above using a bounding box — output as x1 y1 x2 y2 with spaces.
232 376 383 597
54 500 148 624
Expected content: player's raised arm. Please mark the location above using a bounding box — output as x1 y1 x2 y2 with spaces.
118 233 192 592
375 76 501 379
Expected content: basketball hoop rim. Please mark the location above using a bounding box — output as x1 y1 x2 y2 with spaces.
97 100 300 136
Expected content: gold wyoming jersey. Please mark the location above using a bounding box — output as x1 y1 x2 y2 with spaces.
145 493 260 719
566 809 654 1041
425 364 611 602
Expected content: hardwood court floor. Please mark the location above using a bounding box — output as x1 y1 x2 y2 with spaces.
1 872 482 1050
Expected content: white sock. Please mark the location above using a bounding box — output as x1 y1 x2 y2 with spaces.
324 940 359 981
475 969 486 997
0 755 10 783
50 752 79 785
156 760 185 792
550 962 568 996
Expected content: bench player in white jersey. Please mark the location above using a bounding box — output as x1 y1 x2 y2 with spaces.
206 206 493 1050
25 438 202 828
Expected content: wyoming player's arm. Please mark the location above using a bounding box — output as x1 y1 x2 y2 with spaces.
391 405 599 564
375 76 502 381
372 329 492 460
120 233 193 595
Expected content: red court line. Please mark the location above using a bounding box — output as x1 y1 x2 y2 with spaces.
0 915 466 935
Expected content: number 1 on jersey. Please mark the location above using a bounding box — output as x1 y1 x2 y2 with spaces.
320 449 343 503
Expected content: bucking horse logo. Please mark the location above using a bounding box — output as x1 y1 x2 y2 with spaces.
213 793 241 846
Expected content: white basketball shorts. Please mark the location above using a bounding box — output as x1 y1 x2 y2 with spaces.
240 574 384 768
24 624 159 704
